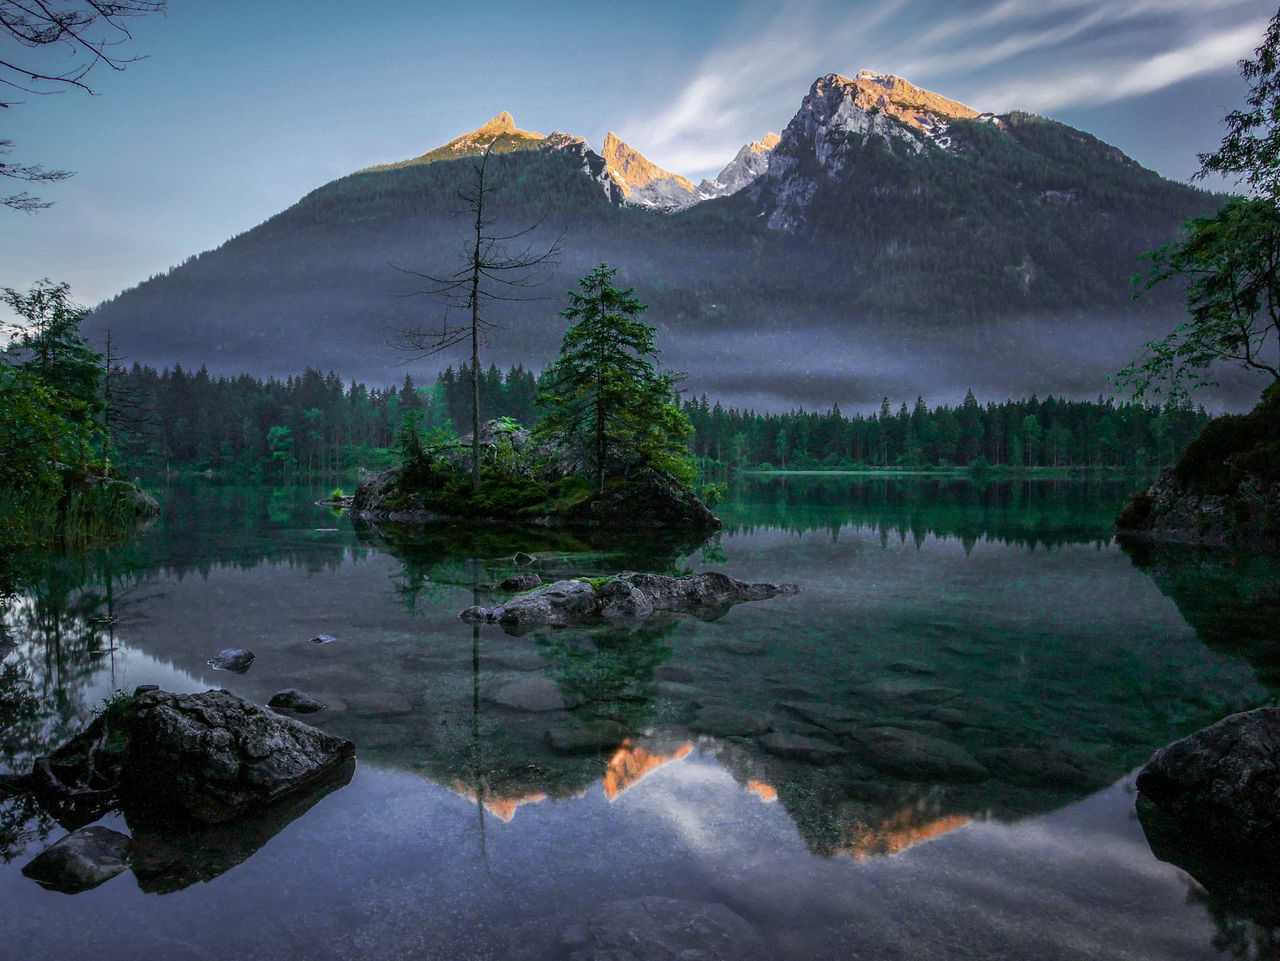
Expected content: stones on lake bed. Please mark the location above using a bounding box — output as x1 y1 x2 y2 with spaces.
853 726 989 782
207 648 254 673
560 895 767 961
309 634 337 645
268 689 325 714
21 825 131 894
483 673 566 713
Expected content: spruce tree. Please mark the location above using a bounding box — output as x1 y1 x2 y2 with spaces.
537 264 692 493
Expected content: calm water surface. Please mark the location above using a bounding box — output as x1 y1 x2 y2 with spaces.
2 476 1277 960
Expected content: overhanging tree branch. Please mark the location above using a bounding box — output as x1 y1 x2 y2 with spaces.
1 0 165 210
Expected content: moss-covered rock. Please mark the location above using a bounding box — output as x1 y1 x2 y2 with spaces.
1117 385 1280 550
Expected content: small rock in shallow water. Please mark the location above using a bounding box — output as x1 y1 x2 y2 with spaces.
268 689 324 714
855 726 989 782
500 572 542 592
207 648 254 673
309 634 337 645
22 825 131 893
513 551 537 566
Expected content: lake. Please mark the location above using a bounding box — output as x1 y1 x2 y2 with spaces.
2 475 1277 960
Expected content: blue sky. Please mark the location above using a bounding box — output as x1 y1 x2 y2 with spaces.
0 0 1268 314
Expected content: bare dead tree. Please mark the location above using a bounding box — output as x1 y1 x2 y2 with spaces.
387 141 561 488
1 1 167 210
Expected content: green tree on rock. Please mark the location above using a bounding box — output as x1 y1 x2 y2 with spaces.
536 264 693 493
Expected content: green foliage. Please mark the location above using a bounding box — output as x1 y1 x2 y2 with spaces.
329 487 345 501
0 280 130 549
1173 382 1280 495
698 481 726 506
536 264 695 491
1121 197 1280 400
1123 14 1280 403
1195 10 1280 197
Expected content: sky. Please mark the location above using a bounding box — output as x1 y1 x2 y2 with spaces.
0 0 1268 319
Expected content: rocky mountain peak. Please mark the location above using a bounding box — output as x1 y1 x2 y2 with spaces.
363 112 545 172
475 111 518 135
596 131 691 197
750 133 781 153
697 133 782 201
805 72 979 138
753 71 982 231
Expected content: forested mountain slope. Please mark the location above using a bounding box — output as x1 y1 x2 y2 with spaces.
87 73 1223 409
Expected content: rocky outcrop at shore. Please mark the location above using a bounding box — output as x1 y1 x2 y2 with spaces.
1117 386 1280 550
461 571 799 630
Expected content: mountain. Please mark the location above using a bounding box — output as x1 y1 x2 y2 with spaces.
696 133 780 200
364 111 547 169
87 73 1232 412
600 132 698 211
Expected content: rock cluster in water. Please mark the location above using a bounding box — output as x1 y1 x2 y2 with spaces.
461 571 799 630
13 687 355 893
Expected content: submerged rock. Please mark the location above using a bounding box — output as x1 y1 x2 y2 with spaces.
121 688 354 825
1136 706 1280 854
462 571 799 630
21 825 131 893
560 896 768 961
855 726 989 782
207 648 254 673
268 689 325 714
484 674 567 713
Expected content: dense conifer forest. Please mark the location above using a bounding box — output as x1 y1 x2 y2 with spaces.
104 361 1208 479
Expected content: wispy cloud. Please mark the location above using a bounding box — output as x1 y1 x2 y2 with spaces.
617 0 905 177
966 18 1266 112
620 0 1265 178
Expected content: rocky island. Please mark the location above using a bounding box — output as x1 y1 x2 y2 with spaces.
351 419 721 533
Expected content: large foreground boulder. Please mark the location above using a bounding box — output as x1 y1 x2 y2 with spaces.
1136 707 1280 854
461 571 799 630
21 687 354 830
121 688 354 825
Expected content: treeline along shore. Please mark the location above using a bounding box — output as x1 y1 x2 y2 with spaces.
104 361 1208 479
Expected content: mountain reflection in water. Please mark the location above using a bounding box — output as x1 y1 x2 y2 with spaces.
1 477 1277 960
